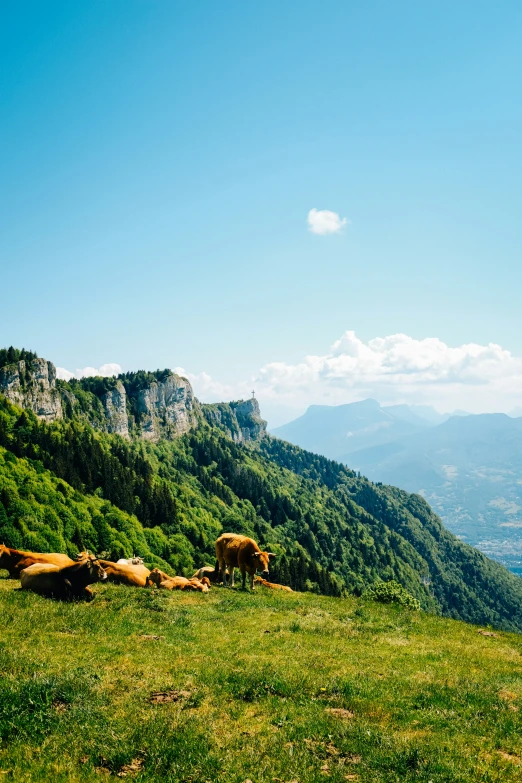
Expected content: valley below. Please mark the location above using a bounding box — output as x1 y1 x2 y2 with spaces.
274 400 522 574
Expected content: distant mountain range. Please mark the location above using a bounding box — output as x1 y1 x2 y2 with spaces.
272 401 522 573
272 399 434 459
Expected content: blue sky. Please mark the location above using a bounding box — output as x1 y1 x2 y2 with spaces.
2 1 522 424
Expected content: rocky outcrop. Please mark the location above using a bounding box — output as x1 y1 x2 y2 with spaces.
135 373 195 440
0 355 266 447
234 398 267 441
0 358 63 422
101 381 129 437
202 398 267 443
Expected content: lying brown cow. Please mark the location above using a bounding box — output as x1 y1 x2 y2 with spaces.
0 544 75 577
254 577 293 592
191 565 224 584
215 533 276 590
116 556 144 566
97 560 151 587
146 568 209 592
20 558 107 600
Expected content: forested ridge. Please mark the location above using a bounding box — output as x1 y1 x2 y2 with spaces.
0 347 38 370
1 378 522 630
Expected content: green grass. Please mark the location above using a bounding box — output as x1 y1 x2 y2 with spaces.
1 576 522 782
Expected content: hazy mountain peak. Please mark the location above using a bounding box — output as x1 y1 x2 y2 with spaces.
272 398 430 459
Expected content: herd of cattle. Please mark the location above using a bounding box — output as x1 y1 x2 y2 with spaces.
0 533 293 601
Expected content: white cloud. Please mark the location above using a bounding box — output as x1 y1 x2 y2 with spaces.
56 363 122 381
251 331 522 415
174 367 241 401
56 367 75 381
307 208 349 235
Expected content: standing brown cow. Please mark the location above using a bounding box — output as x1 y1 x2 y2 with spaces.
215 533 276 590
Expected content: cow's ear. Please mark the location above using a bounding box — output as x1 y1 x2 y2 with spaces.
267 552 277 559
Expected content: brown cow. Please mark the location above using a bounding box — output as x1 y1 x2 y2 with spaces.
97 560 150 587
116 557 144 566
254 577 293 592
20 558 107 600
215 533 276 590
0 545 75 577
191 565 224 584
146 568 209 592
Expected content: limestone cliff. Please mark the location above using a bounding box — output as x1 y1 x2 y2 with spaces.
233 398 267 441
132 373 195 440
0 358 63 422
201 398 267 443
101 381 129 437
0 354 265 446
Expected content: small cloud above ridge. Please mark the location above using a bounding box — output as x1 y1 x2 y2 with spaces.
307 208 349 235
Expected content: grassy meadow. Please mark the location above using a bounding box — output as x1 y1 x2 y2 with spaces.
1 576 522 782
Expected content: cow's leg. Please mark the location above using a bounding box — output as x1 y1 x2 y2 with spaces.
250 571 255 591
82 586 94 601
229 566 235 587
241 569 247 590
219 560 227 586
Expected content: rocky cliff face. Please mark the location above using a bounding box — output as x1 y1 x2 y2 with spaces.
234 398 267 441
0 358 63 422
134 373 195 440
101 381 129 437
0 355 265 446
0 358 195 440
202 398 267 443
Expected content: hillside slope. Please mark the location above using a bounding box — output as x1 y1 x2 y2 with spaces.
3 385 522 630
2 349 522 630
1 580 522 782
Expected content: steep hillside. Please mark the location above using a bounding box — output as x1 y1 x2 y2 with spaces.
2 350 522 630
272 398 522 575
0 447 177 572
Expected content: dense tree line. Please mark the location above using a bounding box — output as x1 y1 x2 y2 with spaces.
270 553 343 596
0 347 38 370
0 400 178 531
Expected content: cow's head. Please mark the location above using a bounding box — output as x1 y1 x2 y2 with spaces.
85 558 107 583
89 558 107 582
131 556 144 565
252 551 276 579
64 558 107 591
146 568 163 587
